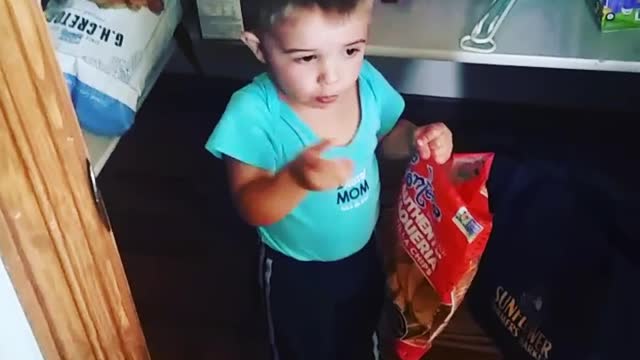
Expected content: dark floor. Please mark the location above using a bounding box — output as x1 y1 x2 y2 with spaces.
97 72 635 360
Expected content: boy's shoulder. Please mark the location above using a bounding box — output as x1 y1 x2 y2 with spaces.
358 59 397 101
206 73 280 167
224 73 278 115
358 59 405 136
360 58 392 84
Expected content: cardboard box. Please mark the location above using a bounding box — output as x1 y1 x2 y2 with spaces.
588 0 640 31
196 0 244 39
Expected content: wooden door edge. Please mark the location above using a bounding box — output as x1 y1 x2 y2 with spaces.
0 1 150 359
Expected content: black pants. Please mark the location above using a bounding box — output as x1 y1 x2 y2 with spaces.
259 238 385 360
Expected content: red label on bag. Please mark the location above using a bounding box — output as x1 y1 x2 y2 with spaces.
398 153 492 304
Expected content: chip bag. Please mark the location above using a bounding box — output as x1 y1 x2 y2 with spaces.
383 152 494 360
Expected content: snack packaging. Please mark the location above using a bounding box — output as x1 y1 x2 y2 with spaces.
382 152 494 360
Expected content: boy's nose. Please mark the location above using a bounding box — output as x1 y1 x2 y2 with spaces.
319 64 339 85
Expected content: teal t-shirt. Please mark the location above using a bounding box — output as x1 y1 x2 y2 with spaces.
205 60 405 261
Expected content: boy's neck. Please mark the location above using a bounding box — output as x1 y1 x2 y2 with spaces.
278 81 362 147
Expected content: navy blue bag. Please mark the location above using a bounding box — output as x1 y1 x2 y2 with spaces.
466 154 632 360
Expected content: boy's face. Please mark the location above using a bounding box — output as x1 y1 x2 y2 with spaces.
248 3 372 109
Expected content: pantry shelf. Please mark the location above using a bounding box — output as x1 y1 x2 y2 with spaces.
192 0 640 72
368 0 640 73
84 131 120 175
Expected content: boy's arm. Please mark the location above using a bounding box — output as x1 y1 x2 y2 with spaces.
225 157 307 227
379 119 416 159
224 139 352 227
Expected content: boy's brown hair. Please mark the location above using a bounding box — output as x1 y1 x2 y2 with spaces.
242 0 363 33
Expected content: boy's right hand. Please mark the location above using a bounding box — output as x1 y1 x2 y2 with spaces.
287 139 353 191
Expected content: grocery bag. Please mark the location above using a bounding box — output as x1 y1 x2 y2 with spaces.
467 155 635 360
45 0 181 135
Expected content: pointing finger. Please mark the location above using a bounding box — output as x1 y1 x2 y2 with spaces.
308 138 335 155
335 158 353 181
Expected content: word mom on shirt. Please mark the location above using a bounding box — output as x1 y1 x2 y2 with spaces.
336 169 370 211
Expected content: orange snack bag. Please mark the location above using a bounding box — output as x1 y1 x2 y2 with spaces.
385 152 494 360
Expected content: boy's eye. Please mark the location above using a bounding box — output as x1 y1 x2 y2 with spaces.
346 48 360 56
295 55 317 63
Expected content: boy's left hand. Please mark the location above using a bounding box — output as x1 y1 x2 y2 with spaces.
414 122 453 164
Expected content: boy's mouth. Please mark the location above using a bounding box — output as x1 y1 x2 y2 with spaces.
316 95 338 104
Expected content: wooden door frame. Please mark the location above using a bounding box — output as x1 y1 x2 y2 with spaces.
0 1 149 359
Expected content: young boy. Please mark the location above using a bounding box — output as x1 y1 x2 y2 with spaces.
206 1 453 358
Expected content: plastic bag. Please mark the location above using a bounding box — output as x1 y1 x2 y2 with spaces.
383 152 494 360
44 0 181 136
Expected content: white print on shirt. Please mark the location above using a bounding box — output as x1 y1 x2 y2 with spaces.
336 169 370 211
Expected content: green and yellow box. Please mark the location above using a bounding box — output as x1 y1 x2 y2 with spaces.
588 0 640 31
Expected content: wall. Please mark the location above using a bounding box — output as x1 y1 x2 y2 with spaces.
0 257 44 360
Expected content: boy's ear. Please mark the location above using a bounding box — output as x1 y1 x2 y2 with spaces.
241 31 266 63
